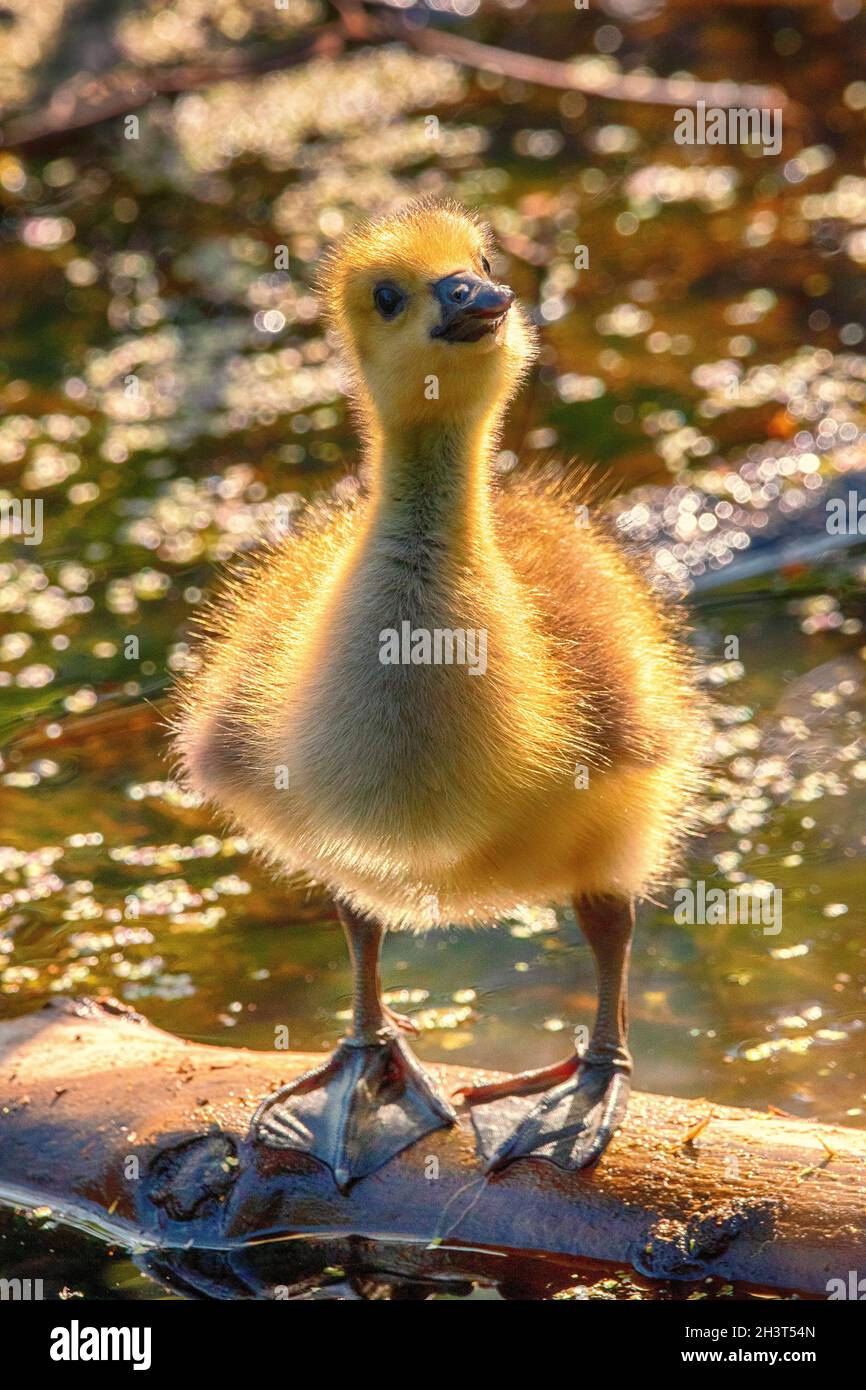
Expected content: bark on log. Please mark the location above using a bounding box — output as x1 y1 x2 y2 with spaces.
1 997 863 1297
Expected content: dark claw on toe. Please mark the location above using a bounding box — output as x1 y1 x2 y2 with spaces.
467 1060 631 1173
252 1035 456 1190
383 1005 421 1036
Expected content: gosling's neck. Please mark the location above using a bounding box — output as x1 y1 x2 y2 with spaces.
363 412 501 559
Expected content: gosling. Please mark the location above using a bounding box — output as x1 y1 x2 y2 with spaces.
173 198 705 1190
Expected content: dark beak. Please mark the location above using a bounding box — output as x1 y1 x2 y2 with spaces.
430 271 514 343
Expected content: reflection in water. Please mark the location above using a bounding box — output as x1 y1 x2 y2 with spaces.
0 1205 800 1302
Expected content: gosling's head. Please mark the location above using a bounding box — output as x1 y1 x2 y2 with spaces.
320 198 536 433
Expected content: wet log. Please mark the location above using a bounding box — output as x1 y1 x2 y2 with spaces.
0 997 863 1297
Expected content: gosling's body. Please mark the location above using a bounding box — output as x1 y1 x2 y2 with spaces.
178 474 700 928
173 199 705 1187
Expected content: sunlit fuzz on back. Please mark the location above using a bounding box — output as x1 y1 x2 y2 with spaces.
173 198 706 934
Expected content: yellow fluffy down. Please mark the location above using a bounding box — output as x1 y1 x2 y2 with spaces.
172 200 707 930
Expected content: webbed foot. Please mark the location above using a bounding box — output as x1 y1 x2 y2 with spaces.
463 1056 631 1173
252 1033 456 1190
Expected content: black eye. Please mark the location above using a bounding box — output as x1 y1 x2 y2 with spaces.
373 283 406 319
481 255 491 276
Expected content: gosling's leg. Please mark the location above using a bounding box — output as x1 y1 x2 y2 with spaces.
252 904 456 1190
462 894 633 1172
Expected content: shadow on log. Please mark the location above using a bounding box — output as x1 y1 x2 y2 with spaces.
1 998 863 1299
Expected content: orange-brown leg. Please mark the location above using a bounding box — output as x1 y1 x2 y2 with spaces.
454 1055 579 1104
463 894 634 1172
252 903 455 1189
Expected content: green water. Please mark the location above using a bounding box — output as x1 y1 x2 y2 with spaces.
1 0 865 1298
